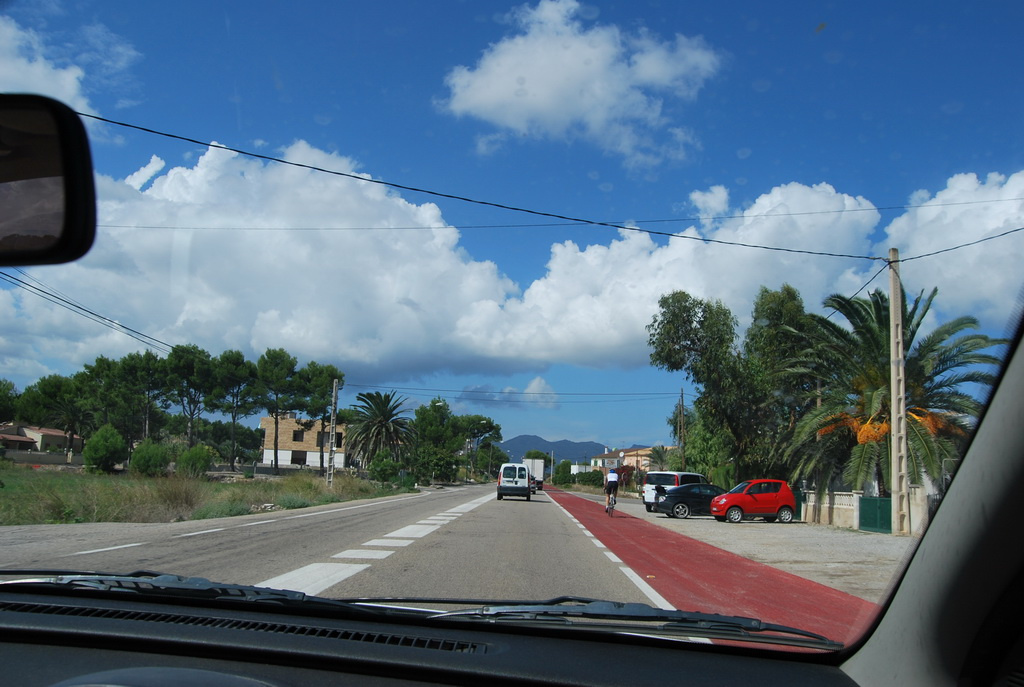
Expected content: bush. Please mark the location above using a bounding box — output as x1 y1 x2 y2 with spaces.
552 460 572 486
191 500 251 520
276 493 313 509
576 470 605 487
83 424 128 473
368 459 400 483
176 445 215 478
130 439 171 477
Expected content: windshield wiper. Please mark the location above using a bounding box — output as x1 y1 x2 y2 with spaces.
0 574 842 650
0 569 394 618
330 595 842 650
407 596 842 651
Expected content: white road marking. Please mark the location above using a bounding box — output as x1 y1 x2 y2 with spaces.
332 549 395 560
364 538 413 547
448 493 495 513
174 528 225 538
257 491 495 594
65 543 146 556
386 524 442 538
620 567 674 610
280 492 431 520
258 563 369 595
236 519 277 527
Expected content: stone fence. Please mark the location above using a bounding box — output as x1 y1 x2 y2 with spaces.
802 486 932 536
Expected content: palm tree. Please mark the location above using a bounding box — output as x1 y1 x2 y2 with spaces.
647 445 669 471
48 396 94 459
346 391 413 468
787 288 1003 494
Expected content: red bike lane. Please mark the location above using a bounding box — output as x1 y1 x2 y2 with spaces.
546 488 879 647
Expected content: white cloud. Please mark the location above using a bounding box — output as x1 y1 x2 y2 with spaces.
440 0 720 168
7 133 1019 393
123 155 165 191
0 16 92 112
869 171 1024 328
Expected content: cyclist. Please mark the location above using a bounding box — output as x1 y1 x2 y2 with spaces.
604 468 619 512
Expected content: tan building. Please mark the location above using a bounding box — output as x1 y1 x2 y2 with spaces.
259 412 346 467
0 424 83 453
591 446 677 473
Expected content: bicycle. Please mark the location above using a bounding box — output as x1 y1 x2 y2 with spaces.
606 493 616 517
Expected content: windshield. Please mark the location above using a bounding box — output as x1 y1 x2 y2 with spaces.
1 0 1021 656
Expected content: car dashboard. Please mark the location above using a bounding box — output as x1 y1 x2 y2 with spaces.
0 588 859 686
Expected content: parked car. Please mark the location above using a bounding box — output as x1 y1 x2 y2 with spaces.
711 479 797 523
655 483 727 519
641 471 708 511
496 462 531 501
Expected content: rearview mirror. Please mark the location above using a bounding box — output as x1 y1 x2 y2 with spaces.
0 94 96 265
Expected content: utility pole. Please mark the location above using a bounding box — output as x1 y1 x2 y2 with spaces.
889 249 910 535
677 389 686 470
326 378 339 487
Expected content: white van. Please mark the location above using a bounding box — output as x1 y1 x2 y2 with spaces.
496 462 532 501
641 471 707 511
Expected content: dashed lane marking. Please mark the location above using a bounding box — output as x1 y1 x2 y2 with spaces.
258 563 370 595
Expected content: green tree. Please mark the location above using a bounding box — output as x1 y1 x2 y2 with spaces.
455 414 501 479
367 451 401 482
296 360 345 475
409 398 462 478
206 350 259 471
130 439 171 477
476 439 508 478
647 292 769 483
164 344 214 447
177 444 215 478
346 391 413 469
255 348 299 475
83 424 128 473
552 459 572 486
787 288 1003 494
647 445 669 471
47 390 94 457
0 378 16 422
120 350 170 442
15 374 74 425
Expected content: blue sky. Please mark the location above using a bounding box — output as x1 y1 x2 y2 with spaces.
2 1 1023 447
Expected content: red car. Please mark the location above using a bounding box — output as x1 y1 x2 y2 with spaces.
711 479 796 523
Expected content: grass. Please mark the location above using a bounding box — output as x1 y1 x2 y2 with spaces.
0 462 415 525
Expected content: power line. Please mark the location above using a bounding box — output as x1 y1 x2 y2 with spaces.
0 270 174 355
901 226 1024 262
344 382 678 398
99 198 1024 234
80 112 888 263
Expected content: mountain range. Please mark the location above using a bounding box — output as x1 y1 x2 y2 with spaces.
495 435 647 463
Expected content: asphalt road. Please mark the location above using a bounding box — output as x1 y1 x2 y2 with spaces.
0 484 659 607
0 482 916 620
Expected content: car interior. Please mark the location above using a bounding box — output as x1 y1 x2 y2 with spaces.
0 91 1022 687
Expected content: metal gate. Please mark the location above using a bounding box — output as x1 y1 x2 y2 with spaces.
860 496 892 533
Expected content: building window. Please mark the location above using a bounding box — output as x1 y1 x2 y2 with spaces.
292 430 304 442
292 450 307 466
